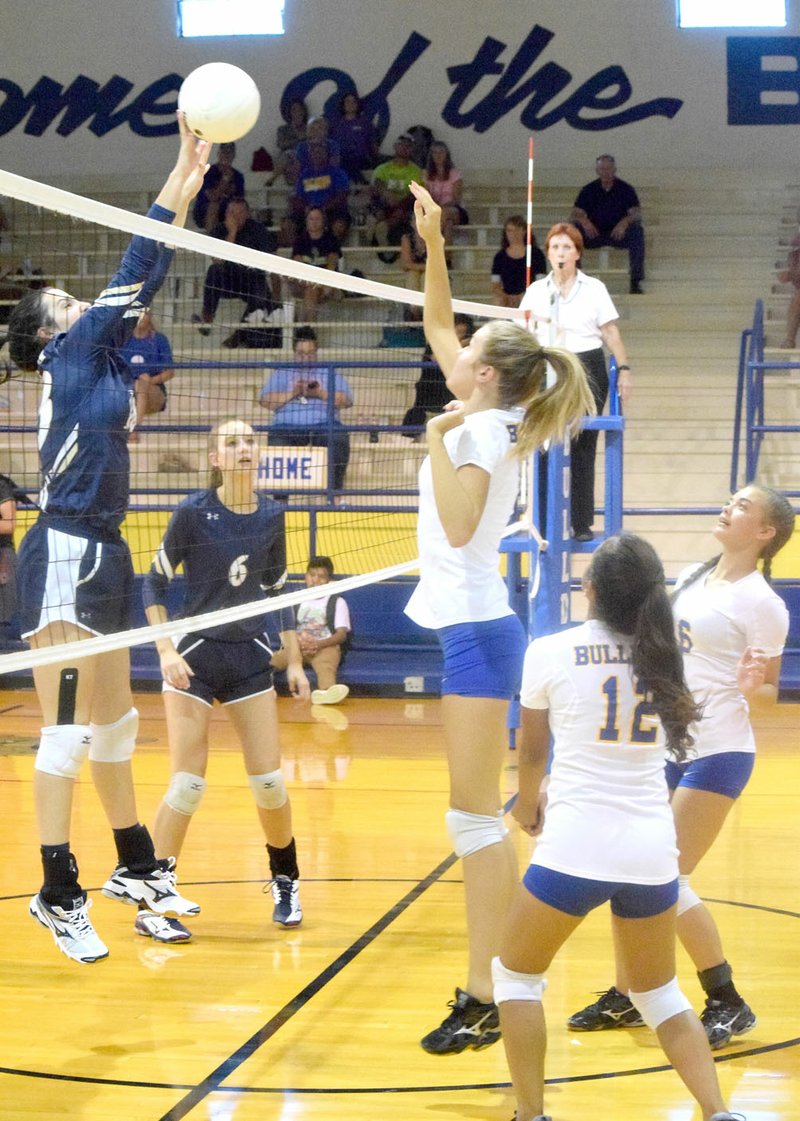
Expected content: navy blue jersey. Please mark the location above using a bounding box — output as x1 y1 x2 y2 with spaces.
36 204 175 541
143 488 291 642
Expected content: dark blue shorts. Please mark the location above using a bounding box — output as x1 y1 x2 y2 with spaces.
665 751 755 799
524 863 679 919
438 614 527 700
166 633 276 707
17 522 134 638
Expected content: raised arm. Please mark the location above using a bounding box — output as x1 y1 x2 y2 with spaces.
154 114 212 228
409 181 461 376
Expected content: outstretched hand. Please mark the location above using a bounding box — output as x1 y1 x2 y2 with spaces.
175 112 212 201
410 181 443 245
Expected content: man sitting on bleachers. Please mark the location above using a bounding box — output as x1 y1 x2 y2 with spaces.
570 155 645 295
192 197 281 336
259 326 353 493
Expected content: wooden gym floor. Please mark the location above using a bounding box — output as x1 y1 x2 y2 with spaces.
0 688 797 1121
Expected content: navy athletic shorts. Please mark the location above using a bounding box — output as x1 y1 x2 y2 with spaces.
17 522 134 638
524 863 679 919
164 632 276 707
665 751 755 799
438 614 527 699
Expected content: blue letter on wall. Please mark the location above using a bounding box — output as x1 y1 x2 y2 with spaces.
728 37 800 124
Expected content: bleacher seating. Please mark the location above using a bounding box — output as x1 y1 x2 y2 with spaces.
1 167 798 696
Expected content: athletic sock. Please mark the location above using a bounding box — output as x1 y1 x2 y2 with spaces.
267 838 299 880
113 823 157 874
40 843 83 906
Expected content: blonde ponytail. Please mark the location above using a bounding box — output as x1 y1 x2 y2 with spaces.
478 322 594 458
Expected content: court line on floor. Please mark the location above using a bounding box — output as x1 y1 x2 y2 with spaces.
0 878 795 1106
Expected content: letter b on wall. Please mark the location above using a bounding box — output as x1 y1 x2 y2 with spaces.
728 37 800 124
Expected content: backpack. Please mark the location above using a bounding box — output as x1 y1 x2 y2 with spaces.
325 592 352 660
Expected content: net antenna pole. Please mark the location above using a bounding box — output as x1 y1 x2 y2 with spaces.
524 136 535 335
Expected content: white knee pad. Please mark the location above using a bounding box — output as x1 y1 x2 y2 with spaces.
492 956 548 1005
35 724 92 779
249 769 288 810
445 808 508 858
677 874 702 916
164 771 207 816
89 707 138 763
628 976 692 1030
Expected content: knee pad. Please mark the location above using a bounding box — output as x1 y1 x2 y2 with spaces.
628 976 692 1030
35 724 92 779
249 769 288 810
89 707 138 763
677 874 702 916
445 807 508 858
492 956 547 1005
164 771 207 816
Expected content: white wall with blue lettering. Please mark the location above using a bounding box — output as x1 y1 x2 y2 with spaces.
1 0 799 186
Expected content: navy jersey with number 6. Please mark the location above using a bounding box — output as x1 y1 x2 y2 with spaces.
36 204 176 541
143 489 288 642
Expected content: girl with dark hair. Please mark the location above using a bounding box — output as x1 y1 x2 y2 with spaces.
424 141 469 244
491 216 546 308
142 419 310 940
406 182 594 1055
569 485 795 1050
495 533 741 1121
1 116 210 964
328 92 378 183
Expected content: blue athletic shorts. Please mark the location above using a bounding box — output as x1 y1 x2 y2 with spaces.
17 522 134 638
523 863 679 919
165 633 276 707
438 614 527 699
665 751 755 799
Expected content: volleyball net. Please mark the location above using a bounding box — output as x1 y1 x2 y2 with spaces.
0 167 545 676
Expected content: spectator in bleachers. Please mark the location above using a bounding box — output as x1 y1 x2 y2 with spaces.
271 555 351 706
193 197 280 334
424 141 469 246
295 115 341 172
778 215 800 347
289 142 351 240
401 313 474 435
121 308 174 422
327 93 378 184
275 97 309 172
399 221 427 291
258 326 353 492
491 216 546 308
571 154 645 295
192 143 245 232
290 207 341 322
370 135 423 262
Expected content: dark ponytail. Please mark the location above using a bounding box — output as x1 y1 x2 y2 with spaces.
7 289 49 373
588 534 702 762
669 555 719 604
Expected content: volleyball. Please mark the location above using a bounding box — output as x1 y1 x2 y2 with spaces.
178 63 261 144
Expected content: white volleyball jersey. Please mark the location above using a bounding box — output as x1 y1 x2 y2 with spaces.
673 566 789 757
405 407 522 630
521 619 678 884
